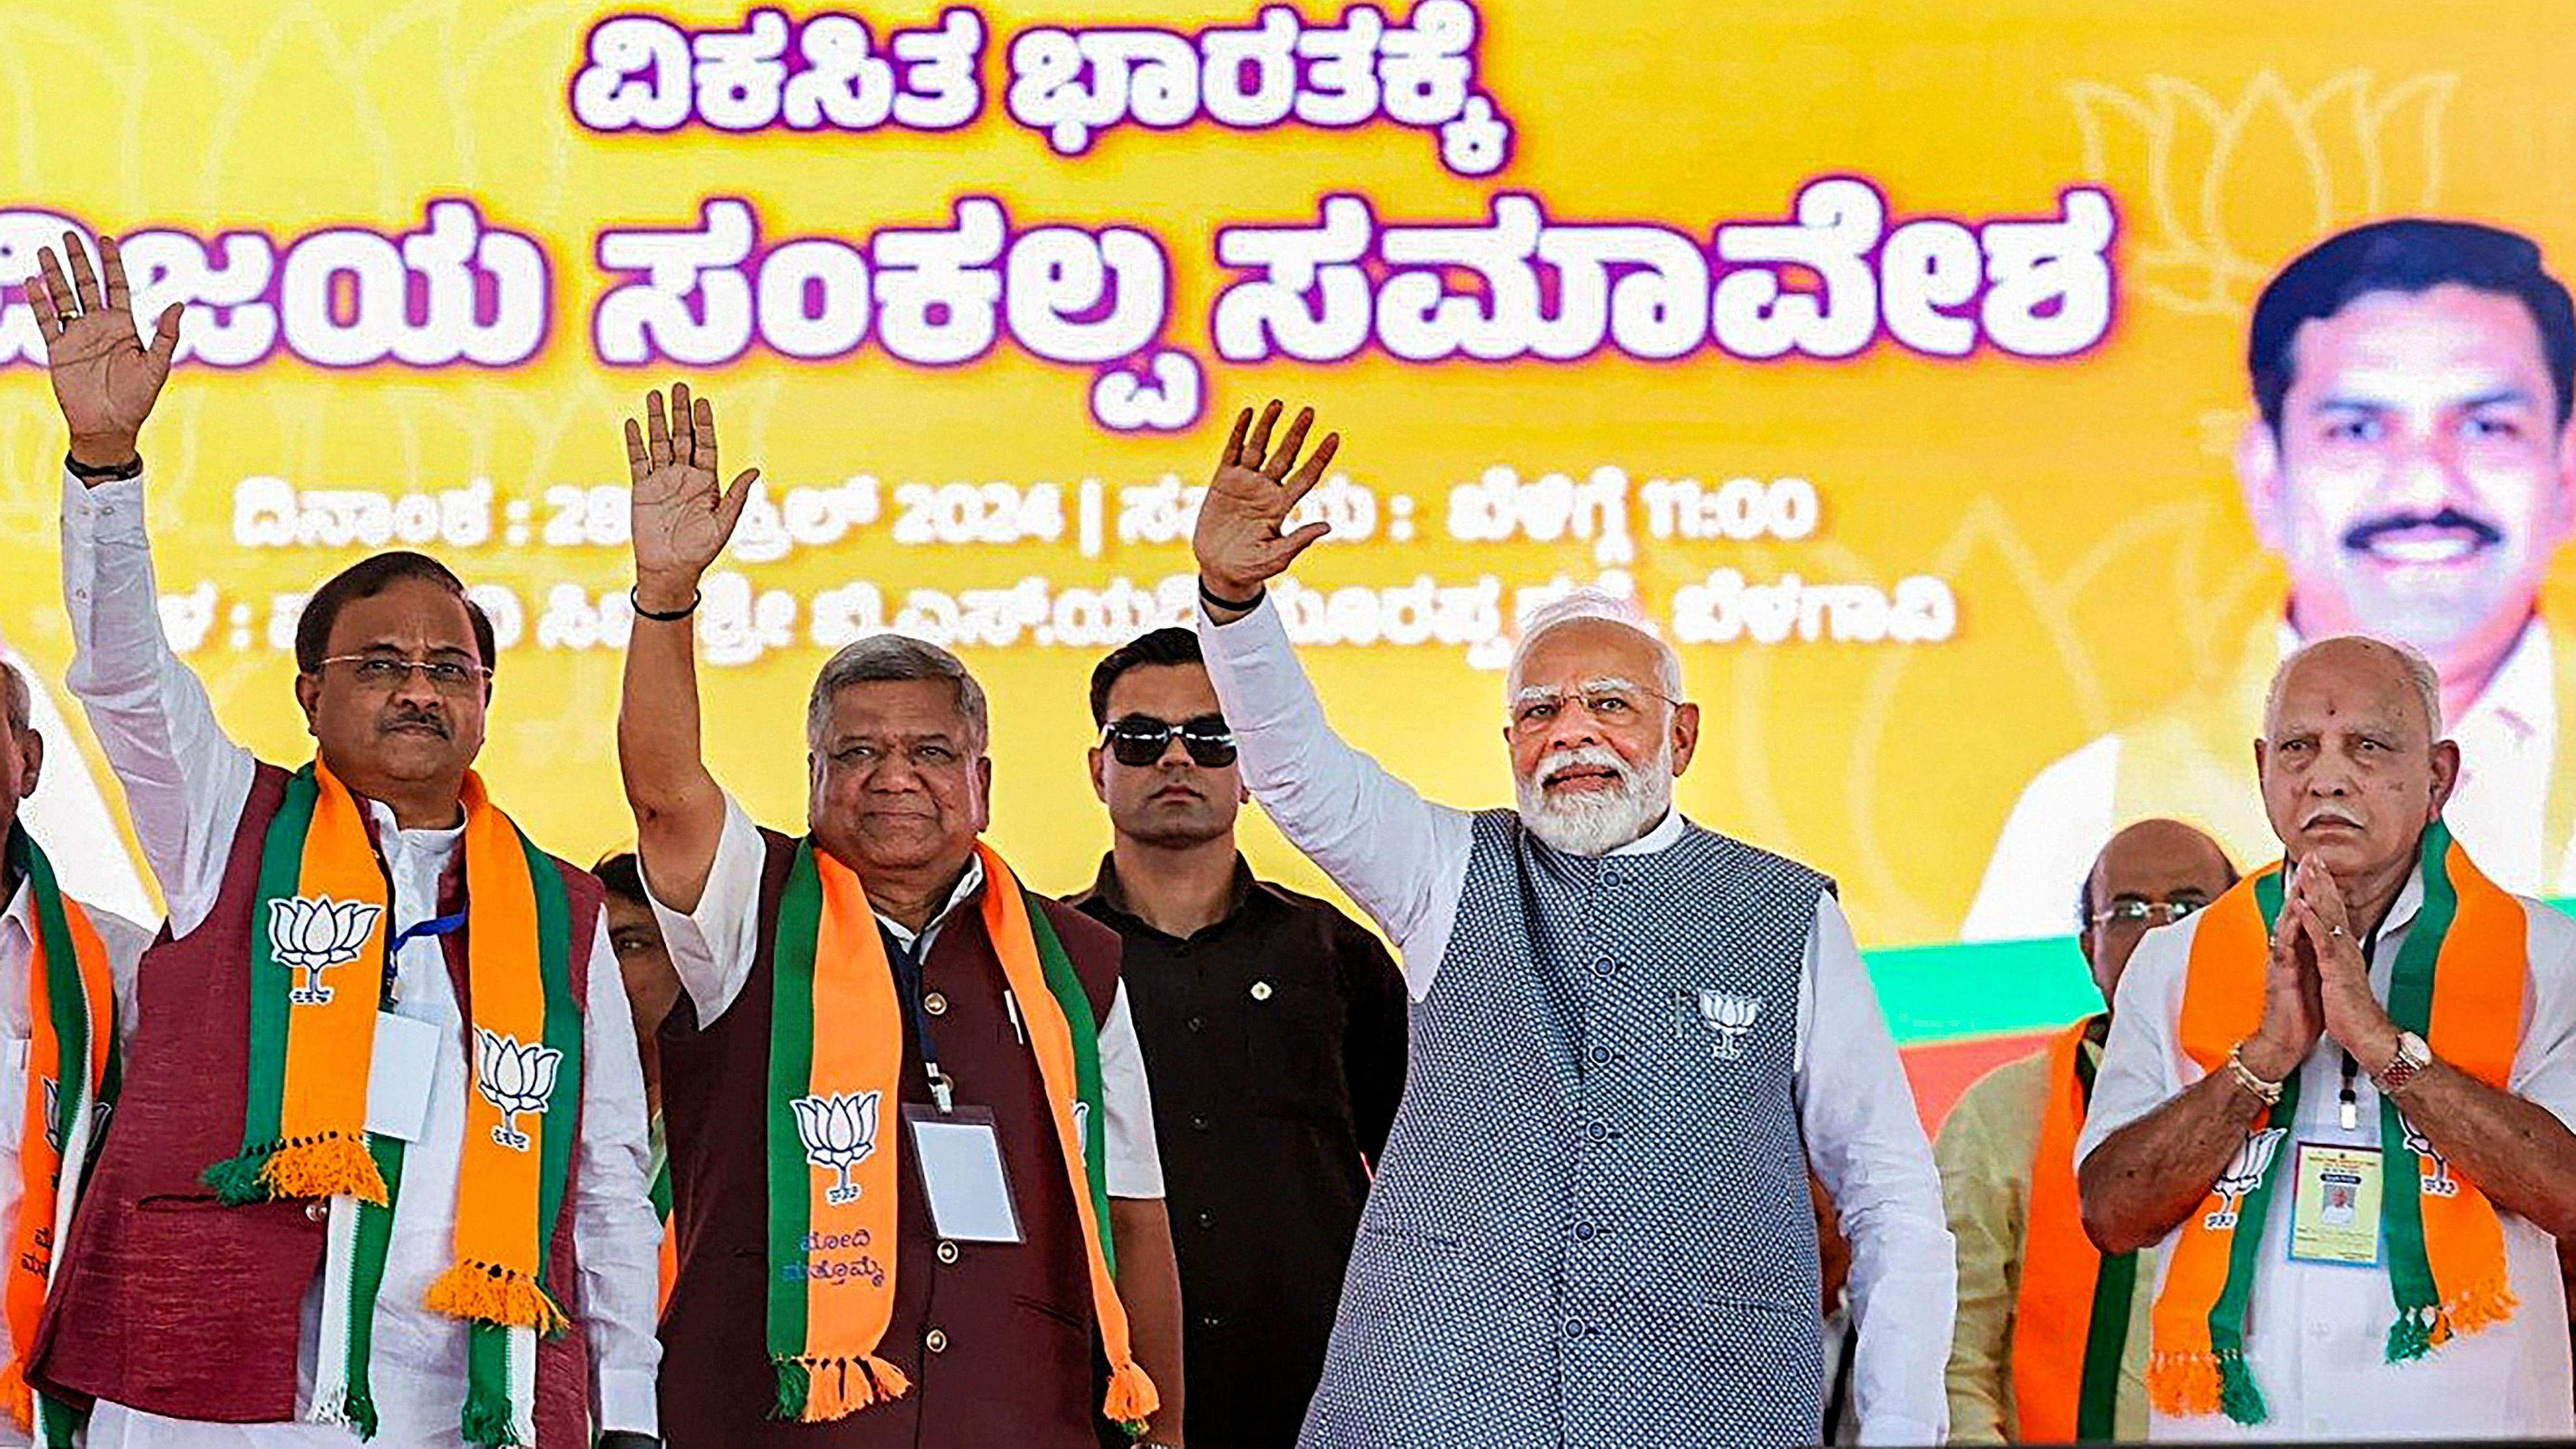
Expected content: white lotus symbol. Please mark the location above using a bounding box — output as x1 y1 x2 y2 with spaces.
2205 1127 2286 1229
790 1091 881 1205
473 1028 563 1152
2403 1117 2458 1198
268 896 383 1006
40 1077 58 1154
1697 991 1764 1060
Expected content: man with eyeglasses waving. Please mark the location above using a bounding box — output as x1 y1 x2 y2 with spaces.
1190 401 1953 1448
21 231 662 1449
1934 819 2236 1442
1067 627 1406 1449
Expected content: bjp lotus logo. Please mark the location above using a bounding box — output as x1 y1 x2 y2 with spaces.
2404 1117 2458 1199
268 896 383 1006
472 1028 562 1152
791 1091 881 1205
2067 69 2456 317
2205 1127 2287 1229
1695 991 1764 1061
42 1079 109 1155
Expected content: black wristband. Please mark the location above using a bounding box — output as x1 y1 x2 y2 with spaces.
65 451 142 482
1196 578 1265 614
629 585 700 622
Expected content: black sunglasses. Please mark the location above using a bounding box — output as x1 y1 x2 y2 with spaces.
1103 713 1237 768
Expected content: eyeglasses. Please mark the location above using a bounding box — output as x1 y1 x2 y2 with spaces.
2088 899 2206 930
1508 685 1677 736
1102 714 1237 768
314 653 491 694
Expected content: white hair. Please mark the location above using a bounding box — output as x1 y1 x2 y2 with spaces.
2262 634 2444 742
1505 590 1683 701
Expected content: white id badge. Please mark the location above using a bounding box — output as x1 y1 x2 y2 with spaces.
364 1012 442 1143
903 1104 1024 1244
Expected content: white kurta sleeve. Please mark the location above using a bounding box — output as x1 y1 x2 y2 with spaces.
573 915 663 1435
59 470 255 939
1097 984 1163 1199
1796 893 1955 1444
642 792 767 1025
1196 597 1472 997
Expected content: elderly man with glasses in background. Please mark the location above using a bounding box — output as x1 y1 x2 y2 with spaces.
1068 627 1407 1449
1936 820 2237 1442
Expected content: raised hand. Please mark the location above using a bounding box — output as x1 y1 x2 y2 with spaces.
625 382 759 614
1192 400 1341 603
23 232 184 471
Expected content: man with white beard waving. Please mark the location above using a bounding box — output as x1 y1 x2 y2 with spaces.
1190 402 1955 1448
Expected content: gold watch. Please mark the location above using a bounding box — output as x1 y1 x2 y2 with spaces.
2373 1030 2432 1096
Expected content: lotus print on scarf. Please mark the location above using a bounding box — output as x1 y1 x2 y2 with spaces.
473 1028 564 1151
790 1090 882 1205
2204 1126 2287 1229
268 894 384 1005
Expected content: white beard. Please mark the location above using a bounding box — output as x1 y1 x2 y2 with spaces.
1514 740 1674 857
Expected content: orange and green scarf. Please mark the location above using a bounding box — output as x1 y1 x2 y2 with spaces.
765 839 1157 1430
2149 820 2523 1424
202 762 580 1448
2011 1014 2136 1442
0 826 118 1449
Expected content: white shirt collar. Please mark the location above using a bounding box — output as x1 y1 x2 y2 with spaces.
1608 809 1689 857
879 854 986 954
0 875 32 960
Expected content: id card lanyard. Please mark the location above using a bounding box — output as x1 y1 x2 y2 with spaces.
886 928 956 1114
2335 921 2385 1132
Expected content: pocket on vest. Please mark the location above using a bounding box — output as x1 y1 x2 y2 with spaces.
123 1195 325 1402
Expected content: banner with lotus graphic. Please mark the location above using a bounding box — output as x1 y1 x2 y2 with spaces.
10 1 2571 1127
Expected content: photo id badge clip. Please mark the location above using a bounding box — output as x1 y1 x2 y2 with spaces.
903 1103 1025 1244
2288 1140 2384 1268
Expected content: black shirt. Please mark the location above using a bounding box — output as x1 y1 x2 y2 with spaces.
1069 855 1408 1449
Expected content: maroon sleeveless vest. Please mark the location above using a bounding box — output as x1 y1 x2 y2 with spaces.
31 763 605 1444
656 829 1124 1448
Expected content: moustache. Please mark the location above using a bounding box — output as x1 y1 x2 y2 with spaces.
2340 507 2504 552
377 705 450 738
1532 746 1632 789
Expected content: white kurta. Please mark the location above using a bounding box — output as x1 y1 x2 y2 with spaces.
2077 865 2576 1440
60 471 662 1446
1196 595 1957 1445
0 880 150 1449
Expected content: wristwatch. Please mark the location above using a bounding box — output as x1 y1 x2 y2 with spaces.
2373 1030 2433 1097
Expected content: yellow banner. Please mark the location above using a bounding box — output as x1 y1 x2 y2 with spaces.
5 1 2569 953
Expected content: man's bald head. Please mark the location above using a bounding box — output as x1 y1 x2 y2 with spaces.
2080 818 2238 1010
2263 635 2442 745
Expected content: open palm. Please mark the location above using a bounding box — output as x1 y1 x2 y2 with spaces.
1192 400 1341 598
25 232 182 462
625 382 758 597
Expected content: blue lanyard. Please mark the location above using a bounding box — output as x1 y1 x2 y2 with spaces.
384 909 467 1004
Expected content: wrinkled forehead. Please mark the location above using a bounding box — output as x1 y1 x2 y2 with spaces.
1508 618 1668 693
326 579 480 657
2265 649 2423 741
822 677 980 745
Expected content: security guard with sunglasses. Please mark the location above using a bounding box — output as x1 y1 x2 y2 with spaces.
1069 628 1409 1449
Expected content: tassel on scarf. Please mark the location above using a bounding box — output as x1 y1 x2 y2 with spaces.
261 1134 389 1205
2215 1350 2268 1427
1103 1358 1161 1426
425 1261 568 1335
2146 1350 2222 1418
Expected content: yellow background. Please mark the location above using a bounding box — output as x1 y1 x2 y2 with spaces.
7 0 2573 947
